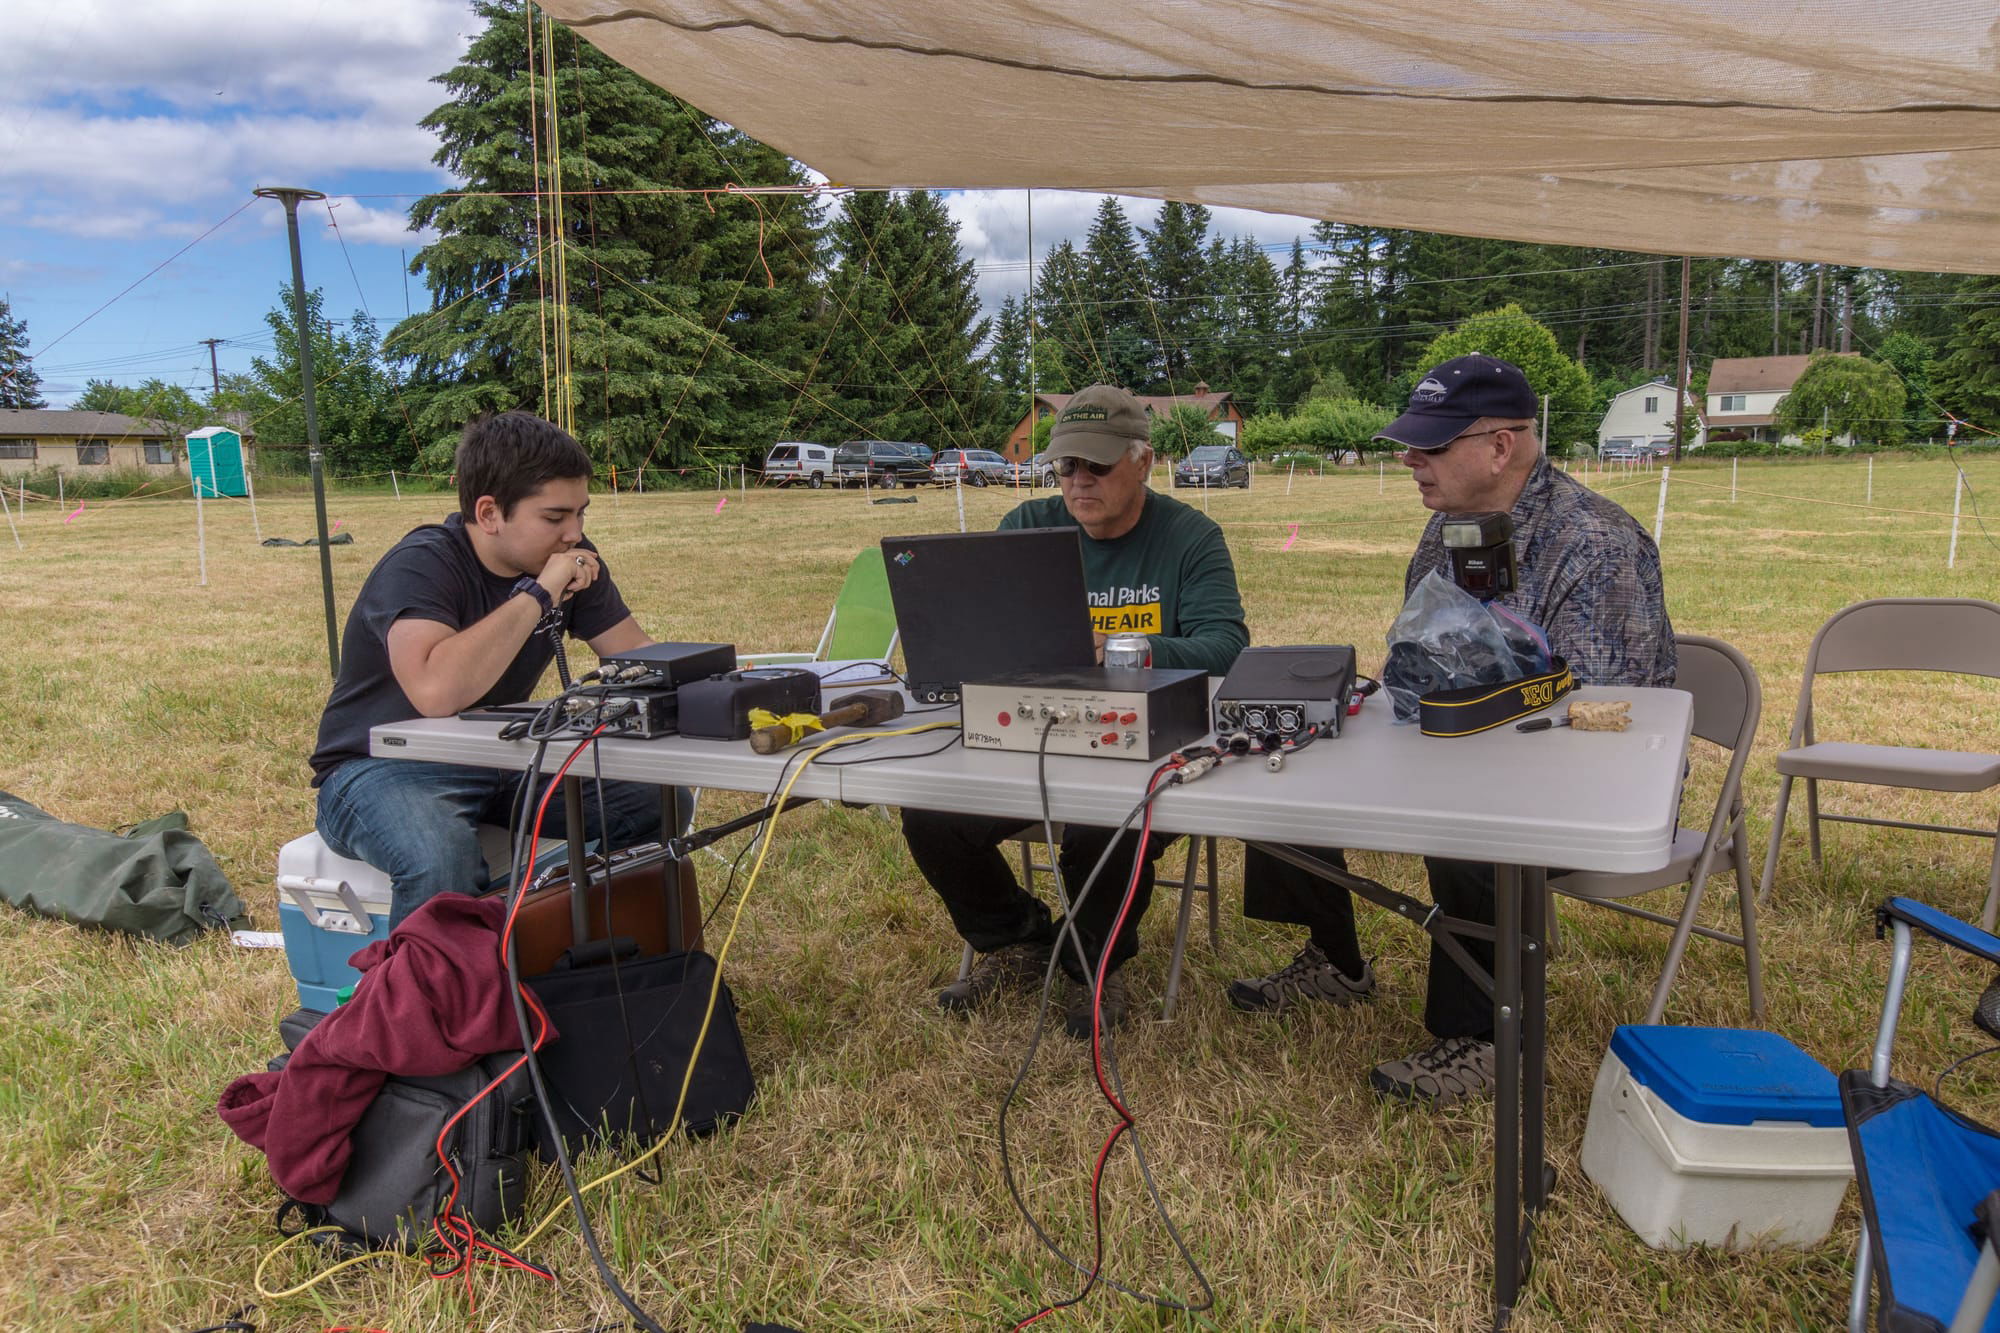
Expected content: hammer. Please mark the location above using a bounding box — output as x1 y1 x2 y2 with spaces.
748 689 905 754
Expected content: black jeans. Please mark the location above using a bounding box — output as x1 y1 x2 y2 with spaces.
1242 843 1503 1042
901 808 1169 980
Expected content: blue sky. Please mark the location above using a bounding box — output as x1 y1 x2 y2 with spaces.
4 0 1319 409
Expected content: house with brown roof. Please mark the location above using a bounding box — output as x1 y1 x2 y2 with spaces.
1704 353 1856 442
0 409 257 481
0 409 180 478
1002 383 1244 461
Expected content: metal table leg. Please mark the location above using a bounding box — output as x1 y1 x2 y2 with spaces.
563 775 590 946
1523 868 1551 1215
1493 863 1523 1329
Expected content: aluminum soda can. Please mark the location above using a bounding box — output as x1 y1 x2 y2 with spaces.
1104 634 1152 669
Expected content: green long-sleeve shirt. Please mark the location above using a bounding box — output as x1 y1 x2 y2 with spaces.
997 489 1250 675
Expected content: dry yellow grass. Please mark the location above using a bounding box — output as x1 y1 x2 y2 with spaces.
0 453 1996 1332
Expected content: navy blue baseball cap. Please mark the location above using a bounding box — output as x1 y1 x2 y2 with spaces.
1375 355 1538 451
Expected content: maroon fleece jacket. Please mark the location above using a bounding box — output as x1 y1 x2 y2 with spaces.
217 893 542 1204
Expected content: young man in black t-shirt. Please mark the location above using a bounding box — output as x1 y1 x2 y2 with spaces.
310 412 669 926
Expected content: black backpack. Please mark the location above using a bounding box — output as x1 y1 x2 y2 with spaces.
268 1008 535 1251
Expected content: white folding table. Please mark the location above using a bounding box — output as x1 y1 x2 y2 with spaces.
373 684 1691 1328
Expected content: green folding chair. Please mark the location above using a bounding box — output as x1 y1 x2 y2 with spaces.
736 547 899 668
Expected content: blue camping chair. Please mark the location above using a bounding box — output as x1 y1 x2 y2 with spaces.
1846 897 2000 1333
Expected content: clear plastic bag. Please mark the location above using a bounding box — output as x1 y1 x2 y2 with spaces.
1381 572 1551 723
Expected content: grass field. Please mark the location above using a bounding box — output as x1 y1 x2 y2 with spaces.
2 452 1998 1332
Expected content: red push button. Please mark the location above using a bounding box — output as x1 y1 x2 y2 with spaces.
998 711 1012 726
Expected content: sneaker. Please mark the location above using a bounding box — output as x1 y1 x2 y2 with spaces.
1226 944 1376 1013
937 940 1050 1013
1369 1036 1498 1107
1062 968 1131 1040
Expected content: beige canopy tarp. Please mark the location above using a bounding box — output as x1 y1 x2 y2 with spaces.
537 0 2000 274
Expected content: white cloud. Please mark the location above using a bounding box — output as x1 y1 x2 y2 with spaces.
322 200 437 248
2 0 469 241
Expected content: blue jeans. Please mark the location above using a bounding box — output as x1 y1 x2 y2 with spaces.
316 757 681 928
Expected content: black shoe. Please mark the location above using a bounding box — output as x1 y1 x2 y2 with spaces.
1062 968 1131 1040
937 940 1050 1013
1226 944 1376 1013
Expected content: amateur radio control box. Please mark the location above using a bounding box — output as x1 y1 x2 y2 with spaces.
960 668 1211 761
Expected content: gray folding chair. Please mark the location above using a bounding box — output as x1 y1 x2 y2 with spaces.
1757 598 2000 928
955 828 1220 1020
1548 634 1765 1023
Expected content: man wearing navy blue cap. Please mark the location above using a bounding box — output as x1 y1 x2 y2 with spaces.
1230 354 1675 1106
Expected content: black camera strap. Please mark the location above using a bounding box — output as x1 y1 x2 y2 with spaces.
1417 657 1574 737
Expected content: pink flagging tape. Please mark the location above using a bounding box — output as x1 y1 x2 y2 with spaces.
1282 522 1299 551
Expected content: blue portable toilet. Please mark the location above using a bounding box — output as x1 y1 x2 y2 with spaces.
185 426 248 497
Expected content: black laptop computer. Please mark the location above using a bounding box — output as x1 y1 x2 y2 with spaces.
881 528 1098 702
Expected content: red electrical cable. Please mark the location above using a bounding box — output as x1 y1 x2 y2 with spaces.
1012 759 1181 1330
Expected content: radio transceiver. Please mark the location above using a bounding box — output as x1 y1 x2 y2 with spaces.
959 668 1210 761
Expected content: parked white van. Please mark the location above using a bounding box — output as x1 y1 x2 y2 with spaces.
760 441 835 489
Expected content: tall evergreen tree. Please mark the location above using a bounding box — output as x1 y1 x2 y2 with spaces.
1142 201 1213 391
0 297 46 409
985 295 1031 435
389 0 821 472
813 190 992 450
1934 274 2000 431
1030 239 1094 392
1081 197 1151 390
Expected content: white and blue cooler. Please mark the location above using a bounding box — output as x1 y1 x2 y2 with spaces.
275 826 521 1011
1580 1025 1853 1250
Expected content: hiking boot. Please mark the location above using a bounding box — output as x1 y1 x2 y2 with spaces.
937 940 1050 1013
1063 968 1132 1040
1226 944 1376 1013
1369 1036 1498 1107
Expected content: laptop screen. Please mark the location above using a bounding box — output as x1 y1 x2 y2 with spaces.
881 528 1097 700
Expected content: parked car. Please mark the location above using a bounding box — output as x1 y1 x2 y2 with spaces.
832 439 935 488
1027 451 1055 486
933 448 1013 486
759 440 835 488
900 442 934 466
1173 444 1251 489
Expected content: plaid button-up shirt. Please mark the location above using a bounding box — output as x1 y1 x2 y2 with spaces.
1406 455 1676 688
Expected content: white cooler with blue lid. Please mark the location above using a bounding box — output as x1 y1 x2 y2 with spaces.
1580 1025 1852 1250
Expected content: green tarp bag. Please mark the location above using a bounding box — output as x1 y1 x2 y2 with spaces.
0 789 248 944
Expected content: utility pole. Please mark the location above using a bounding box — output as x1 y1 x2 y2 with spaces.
1673 256 1691 462
198 338 224 399
253 185 340 679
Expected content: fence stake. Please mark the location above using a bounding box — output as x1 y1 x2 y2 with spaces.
246 467 262 542
0 481 19 549
1949 470 1964 569
1866 455 1874 505
1286 460 1295 495
390 469 401 500
1378 460 1385 494
1731 457 1738 502
57 472 63 508
954 465 967 533
195 477 208 587
1652 466 1671 545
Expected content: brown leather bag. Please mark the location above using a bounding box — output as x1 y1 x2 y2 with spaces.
503 843 702 977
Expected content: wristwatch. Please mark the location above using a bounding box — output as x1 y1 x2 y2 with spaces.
512 576 555 615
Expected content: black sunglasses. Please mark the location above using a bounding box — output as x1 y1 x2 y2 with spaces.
1051 456 1120 478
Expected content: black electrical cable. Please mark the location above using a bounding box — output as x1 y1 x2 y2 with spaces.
501 729 670 1333
995 724 1215 1320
